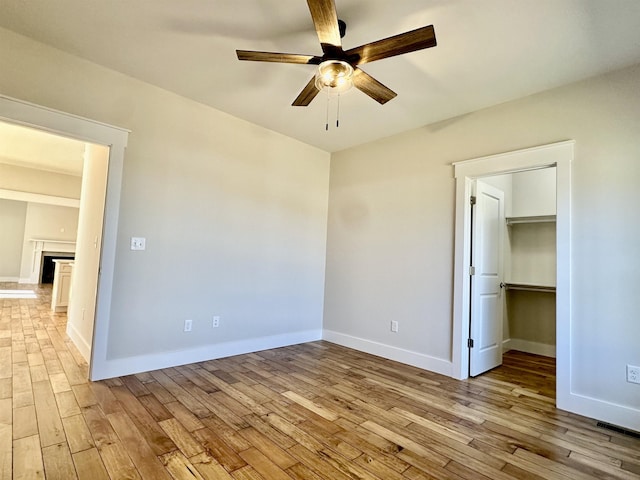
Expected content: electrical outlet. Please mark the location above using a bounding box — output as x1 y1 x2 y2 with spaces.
212 316 220 328
391 320 399 333
627 365 640 384
184 319 192 332
130 237 146 251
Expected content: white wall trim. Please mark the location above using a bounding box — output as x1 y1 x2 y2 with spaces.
503 338 556 358
0 188 80 207
323 330 453 377
565 393 640 432
0 94 129 381
66 321 91 363
452 141 570 177
0 94 130 139
91 330 322 380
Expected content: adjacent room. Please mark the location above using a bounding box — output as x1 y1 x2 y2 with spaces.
0 0 639 478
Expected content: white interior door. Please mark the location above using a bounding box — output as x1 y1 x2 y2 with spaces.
469 180 505 376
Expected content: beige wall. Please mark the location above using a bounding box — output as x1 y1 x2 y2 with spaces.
325 146 455 363
0 199 27 279
0 27 330 366
508 222 556 287
325 63 640 415
19 203 79 281
0 162 81 198
507 291 556 345
0 159 82 282
511 168 556 217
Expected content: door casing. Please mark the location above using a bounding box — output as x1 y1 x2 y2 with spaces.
451 141 572 410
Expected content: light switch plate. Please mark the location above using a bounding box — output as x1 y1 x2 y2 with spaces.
130 237 146 251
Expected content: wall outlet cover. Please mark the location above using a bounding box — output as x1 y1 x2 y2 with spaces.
627 365 640 384
131 237 146 251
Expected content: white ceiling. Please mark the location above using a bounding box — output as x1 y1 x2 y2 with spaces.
0 121 85 176
1 0 640 152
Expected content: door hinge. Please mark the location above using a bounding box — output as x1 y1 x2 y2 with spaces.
468 338 474 348
469 265 475 275
470 195 476 206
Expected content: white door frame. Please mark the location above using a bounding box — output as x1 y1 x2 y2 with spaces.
0 94 129 380
451 141 573 409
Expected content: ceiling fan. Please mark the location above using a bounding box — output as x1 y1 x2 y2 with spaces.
236 0 437 106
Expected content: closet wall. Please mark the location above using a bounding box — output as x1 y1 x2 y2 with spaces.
507 168 556 357
483 167 557 357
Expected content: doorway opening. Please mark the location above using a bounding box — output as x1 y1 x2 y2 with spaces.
0 119 109 365
468 167 557 378
0 94 128 380
451 141 572 409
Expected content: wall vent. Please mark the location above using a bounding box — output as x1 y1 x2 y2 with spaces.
596 421 640 439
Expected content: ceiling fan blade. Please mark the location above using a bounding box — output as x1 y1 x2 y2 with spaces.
345 25 436 65
236 50 322 64
292 76 320 106
307 0 342 53
352 69 397 105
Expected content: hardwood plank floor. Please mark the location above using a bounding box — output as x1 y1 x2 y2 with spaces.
2 282 639 479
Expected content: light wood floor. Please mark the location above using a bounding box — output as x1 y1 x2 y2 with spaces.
2 283 640 479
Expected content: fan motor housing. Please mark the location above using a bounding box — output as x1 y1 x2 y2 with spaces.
338 19 346 38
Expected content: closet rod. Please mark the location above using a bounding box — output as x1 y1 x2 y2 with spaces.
505 283 556 293
506 215 556 225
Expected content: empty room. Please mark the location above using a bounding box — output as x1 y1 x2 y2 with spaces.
0 1 639 479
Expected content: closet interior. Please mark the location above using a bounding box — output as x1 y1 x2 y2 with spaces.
484 167 557 358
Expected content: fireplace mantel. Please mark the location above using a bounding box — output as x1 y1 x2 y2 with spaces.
21 239 76 284
30 238 77 245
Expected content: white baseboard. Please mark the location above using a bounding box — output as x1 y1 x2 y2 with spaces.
504 339 640 432
0 276 19 282
559 391 640 433
18 277 35 284
90 329 323 381
322 330 453 377
66 322 92 363
503 338 556 358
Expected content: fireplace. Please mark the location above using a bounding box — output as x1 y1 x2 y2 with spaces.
21 239 76 284
40 252 75 284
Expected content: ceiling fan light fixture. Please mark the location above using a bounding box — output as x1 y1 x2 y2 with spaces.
237 1 437 107
315 59 354 94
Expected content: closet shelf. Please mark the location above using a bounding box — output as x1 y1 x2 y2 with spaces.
505 283 556 293
506 215 556 225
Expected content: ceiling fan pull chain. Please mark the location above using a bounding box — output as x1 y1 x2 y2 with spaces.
325 88 330 131
336 93 341 128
